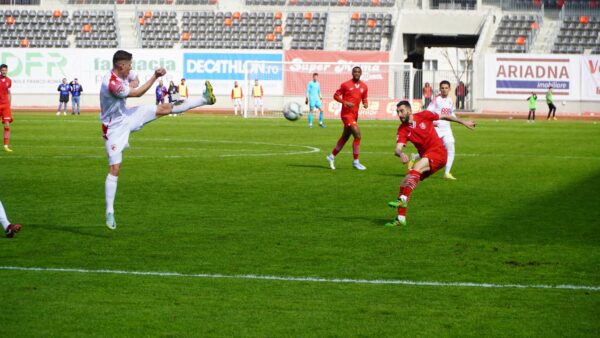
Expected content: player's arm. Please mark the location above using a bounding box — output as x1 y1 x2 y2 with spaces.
362 87 368 109
441 115 476 129
334 86 353 108
128 69 165 98
395 143 409 163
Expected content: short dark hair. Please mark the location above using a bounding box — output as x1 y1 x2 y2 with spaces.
313 72 318 76
112 50 132 66
396 100 411 109
548 86 553 89
440 80 451 87
0 64 7 70
352 66 362 72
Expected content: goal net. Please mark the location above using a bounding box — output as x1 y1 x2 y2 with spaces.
241 61 414 120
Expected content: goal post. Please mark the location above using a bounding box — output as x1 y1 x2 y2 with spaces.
242 61 414 120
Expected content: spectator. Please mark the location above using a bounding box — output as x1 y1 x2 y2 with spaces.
423 82 432 109
155 80 168 105
56 78 70 116
70 78 83 115
455 81 467 110
167 80 178 103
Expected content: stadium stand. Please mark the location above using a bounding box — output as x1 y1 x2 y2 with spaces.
137 10 179 49
490 14 542 53
0 9 70 48
180 11 283 49
347 12 393 51
283 0 395 6
73 10 118 48
285 12 327 50
430 0 477 9
552 15 600 54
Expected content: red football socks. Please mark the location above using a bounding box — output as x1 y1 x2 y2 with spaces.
352 138 360 160
3 127 9 146
331 137 348 156
397 170 422 215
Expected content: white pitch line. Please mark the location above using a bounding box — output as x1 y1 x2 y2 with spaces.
0 266 598 291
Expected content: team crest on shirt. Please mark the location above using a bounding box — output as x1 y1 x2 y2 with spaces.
419 122 427 129
111 144 117 151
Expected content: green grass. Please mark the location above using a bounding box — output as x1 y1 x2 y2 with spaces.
1 113 599 337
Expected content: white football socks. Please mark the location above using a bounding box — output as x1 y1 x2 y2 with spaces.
171 97 208 114
444 141 455 175
397 215 406 222
105 174 118 214
0 200 10 230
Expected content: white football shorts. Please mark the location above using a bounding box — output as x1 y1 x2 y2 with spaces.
104 104 157 165
254 97 263 107
233 98 242 107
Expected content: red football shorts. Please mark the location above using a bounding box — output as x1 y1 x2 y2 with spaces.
420 147 447 180
341 113 358 127
0 104 12 123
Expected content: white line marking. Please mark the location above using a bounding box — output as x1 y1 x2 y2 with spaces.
0 266 597 291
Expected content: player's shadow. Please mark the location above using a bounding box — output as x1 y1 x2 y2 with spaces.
337 215 391 226
32 223 111 238
463 171 600 245
287 164 332 170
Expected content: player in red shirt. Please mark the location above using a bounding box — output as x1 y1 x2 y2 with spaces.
0 64 13 152
386 100 475 227
325 66 369 170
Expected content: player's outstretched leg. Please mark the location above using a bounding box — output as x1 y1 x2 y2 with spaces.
170 81 216 115
350 126 366 170
308 110 313 128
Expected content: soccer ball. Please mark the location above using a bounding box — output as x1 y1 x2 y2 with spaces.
283 102 303 121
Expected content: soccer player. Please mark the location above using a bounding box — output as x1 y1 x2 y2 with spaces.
252 79 264 116
56 78 70 116
0 64 13 152
305 72 325 128
70 78 83 115
527 92 537 123
386 100 475 227
101 50 216 230
231 81 243 116
546 86 557 120
0 200 22 238
427 80 459 180
325 66 368 170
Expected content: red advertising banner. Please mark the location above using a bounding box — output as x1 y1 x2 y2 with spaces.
284 50 390 97
318 98 425 121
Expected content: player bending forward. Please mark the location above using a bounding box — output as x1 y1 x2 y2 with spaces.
101 50 216 230
386 100 475 227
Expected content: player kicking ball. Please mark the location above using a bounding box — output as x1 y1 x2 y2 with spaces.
386 100 475 228
101 50 216 230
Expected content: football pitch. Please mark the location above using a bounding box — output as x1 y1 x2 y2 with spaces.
1 113 599 336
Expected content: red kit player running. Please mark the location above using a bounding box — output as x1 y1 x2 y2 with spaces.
386 100 475 227
326 66 368 170
0 64 13 152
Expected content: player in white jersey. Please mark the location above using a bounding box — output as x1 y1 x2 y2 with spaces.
101 50 216 230
426 80 457 180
